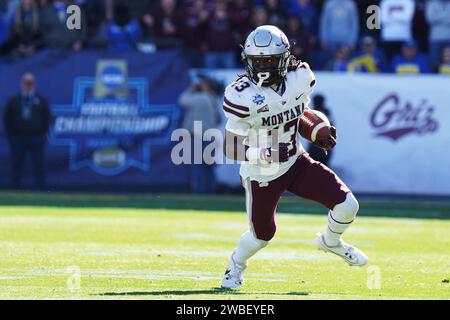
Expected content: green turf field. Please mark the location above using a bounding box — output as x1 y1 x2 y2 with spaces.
0 193 449 299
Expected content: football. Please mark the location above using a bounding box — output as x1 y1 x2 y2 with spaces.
298 109 331 142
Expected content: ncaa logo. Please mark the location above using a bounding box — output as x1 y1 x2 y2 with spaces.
94 60 128 99
100 66 125 89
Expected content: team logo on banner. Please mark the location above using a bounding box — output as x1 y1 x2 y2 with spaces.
49 60 178 175
370 93 439 141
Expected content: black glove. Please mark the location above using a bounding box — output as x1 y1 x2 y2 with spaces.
265 142 290 163
313 126 337 151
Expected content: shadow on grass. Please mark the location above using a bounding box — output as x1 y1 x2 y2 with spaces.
97 288 309 297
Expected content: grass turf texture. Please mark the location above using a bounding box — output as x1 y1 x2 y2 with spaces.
0 193 449 299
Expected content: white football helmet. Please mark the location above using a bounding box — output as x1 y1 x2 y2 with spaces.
242 25 291 87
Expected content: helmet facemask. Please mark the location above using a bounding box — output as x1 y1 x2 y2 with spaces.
242 50 290 87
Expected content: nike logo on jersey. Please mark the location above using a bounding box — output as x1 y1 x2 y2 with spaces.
261 104 304 127
295 93 304 100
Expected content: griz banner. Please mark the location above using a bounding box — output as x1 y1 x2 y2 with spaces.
204 70 450 196
0 50 190 189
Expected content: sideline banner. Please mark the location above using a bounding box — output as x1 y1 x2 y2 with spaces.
0 50 190 189
205 70 450 196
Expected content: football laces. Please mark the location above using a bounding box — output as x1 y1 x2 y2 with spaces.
302 117 315 127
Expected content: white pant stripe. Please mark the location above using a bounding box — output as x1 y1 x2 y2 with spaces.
242 177 256 238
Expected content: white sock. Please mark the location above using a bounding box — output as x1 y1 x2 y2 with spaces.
323 193 359 247
233 231 268 267
324 213 344 246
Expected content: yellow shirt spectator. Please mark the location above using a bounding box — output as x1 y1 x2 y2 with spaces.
439 64 450 74
347 55 378 73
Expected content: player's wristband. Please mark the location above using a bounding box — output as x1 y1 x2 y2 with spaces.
246 147 261 162
246 147 271 163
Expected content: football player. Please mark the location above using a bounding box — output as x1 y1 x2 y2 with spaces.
221 25 368 289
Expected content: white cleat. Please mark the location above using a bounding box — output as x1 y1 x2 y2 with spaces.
316 233 368 266
220 253 247 289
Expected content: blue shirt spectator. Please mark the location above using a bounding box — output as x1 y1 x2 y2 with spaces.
425 0 450 71
425 0 450 44
8 0 42 58
107 19 142 51
265 0 286 28
287 0 319 36
320 0 359 52
106 4 142 51
2 0 19 25
391 41 430 74
0 11 8 47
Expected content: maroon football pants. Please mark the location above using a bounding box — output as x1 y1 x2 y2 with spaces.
242 153 351 241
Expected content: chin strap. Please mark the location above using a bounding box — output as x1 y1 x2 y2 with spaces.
256 72 270 87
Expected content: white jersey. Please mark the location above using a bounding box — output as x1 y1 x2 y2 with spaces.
223 63 316 183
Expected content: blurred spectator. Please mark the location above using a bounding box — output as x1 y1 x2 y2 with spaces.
3 73 52 189
251 6 269 28
9 0 43 59
0 0 7 12
438 46 450 74
40 0 86 51
308 94 334 165
204 0 236 68
287 0 319 38
105 4 142 51
265 0 285 28
1 0 20 25
285 15 313 62
178 75 219 194
412 0 429 54
112 0 150 21
425 0 450 72
319 0 359 57
0 7 7 49
229 0 253 64
0 0 446 75
81 0 108 41
347 36 387 73
391 41 429 74
142 0 182 50
230 0 253 39
181 0 209 68
380 0 415 61
324 45 350 71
